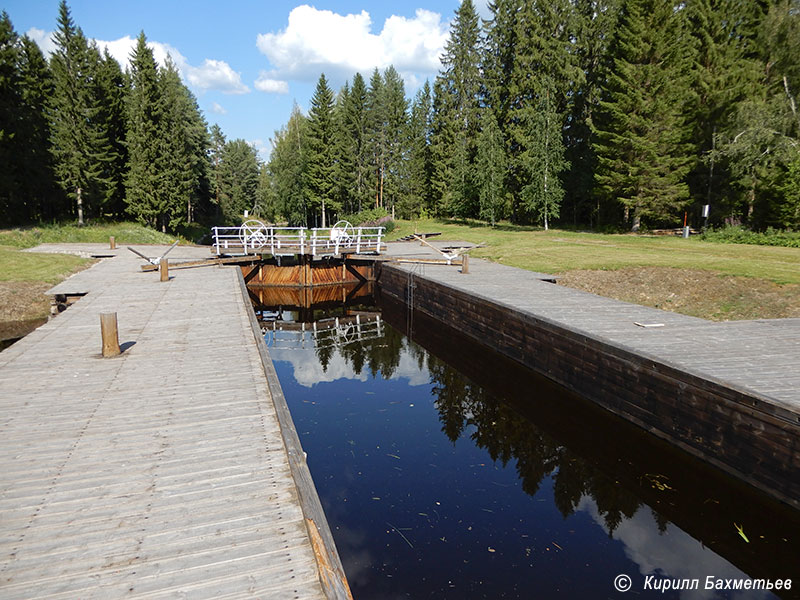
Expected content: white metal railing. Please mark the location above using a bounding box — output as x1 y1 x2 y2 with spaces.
212 220 385 257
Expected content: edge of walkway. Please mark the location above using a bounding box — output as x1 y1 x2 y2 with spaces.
235 268 353 600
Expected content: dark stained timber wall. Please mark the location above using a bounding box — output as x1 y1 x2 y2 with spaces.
378 263 800 510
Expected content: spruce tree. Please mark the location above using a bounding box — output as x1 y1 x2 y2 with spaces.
687 0 764 221
48 0 104 223
0 12 21 221
209 124 227 216
157 58 196 230
593 0 697 230
366 68 387 209
381 66 409 217
305 73 336 226
219 139 259 223
431 0 482 217
404 80 435 218
505 0 576 225
564 0 621 227
92 47 128 218
331 82 354 214
125 31 163 228
17 35 59 222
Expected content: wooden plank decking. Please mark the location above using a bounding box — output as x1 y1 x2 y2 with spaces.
0 244 345 599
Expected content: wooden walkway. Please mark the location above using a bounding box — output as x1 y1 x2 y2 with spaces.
383 241 800 409
0 244 347 599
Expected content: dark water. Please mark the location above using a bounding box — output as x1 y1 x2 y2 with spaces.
252 288 800 600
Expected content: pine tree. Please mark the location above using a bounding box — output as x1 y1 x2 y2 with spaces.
476 109 507 226
305 73 336 226
125 31 163 228
593 0 697 231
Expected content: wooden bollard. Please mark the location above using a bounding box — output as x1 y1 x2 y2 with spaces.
160 258 169 282
100 312 120 357
461 253 469 274
109 236 116 250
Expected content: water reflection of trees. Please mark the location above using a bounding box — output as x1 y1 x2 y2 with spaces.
315 322 407 380
322 321 646 534
426 354 644 535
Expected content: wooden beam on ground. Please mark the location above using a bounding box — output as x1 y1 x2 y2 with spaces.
140 256 259 272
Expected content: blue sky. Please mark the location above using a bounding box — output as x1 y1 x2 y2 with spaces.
3 1 490 159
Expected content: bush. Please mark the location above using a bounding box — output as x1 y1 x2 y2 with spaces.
700 225 800 248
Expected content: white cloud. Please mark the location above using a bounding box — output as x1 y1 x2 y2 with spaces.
186 59 249 94
26 30 248 95
25 28 57 56
270 333 430 388
210 102 227 115
249 138 270 161
579 497 768 600
254 72 289 94
255 5 448 84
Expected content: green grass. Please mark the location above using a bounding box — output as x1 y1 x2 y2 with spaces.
393 218 800 284
0 245 89 284
0 221 189 249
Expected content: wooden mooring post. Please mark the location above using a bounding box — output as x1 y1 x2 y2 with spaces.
461 254 469 274
100 312 120 357
160 258 169 282
109 236 116 250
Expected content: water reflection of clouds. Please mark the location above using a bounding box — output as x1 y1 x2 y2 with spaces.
578 497 767 600
271 344 430 388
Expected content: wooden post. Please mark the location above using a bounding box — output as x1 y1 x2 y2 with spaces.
100 312 120 357
160 258 169 282
461 254 469 274
109 236 116 250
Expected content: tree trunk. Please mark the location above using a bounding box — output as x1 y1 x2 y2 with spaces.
76 187 84 226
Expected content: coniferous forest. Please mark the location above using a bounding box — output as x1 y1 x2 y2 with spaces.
2 0 799 232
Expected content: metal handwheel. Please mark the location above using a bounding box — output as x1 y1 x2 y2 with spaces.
239 219 270 249
330 220 355 247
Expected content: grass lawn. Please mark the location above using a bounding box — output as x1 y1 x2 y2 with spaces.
392 218 800 284
392 218 800 321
